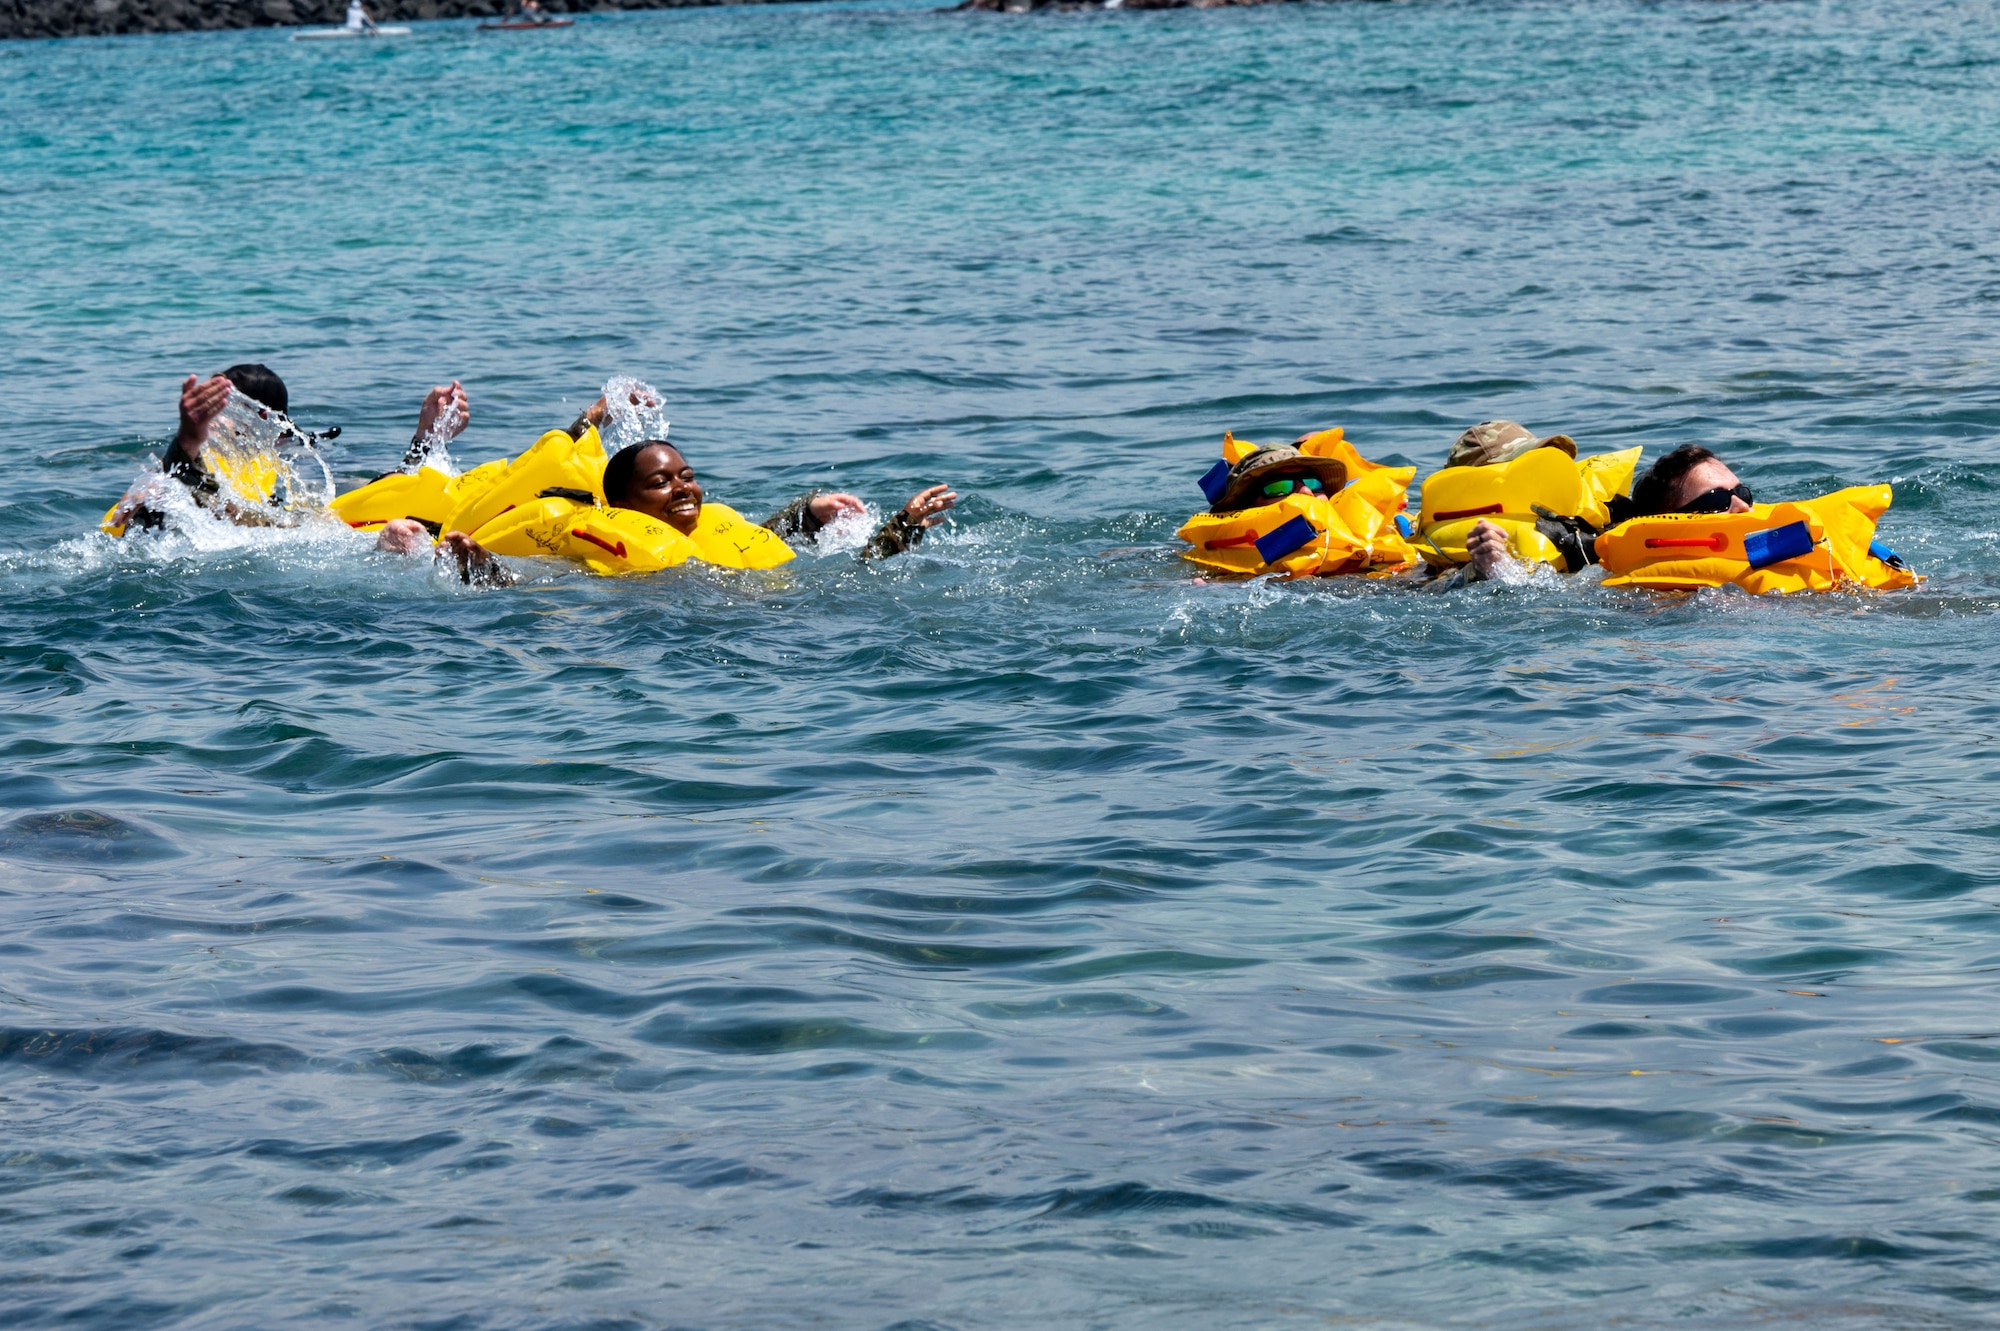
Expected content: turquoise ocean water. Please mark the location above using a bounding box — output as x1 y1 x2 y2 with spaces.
5 1 2000 1325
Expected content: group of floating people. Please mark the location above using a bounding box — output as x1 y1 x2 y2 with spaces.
1182 419 1915 594
107 365 958 587
103 362 1918 597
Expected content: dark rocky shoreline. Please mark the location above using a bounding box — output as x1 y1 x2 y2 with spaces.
0 0 807 41
954 0 1297 10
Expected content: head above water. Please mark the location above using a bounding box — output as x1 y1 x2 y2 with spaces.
220 363 288 415
1446 420 1577 469
1210 446 1348 514
604 440 704 534
1631 444 1752 518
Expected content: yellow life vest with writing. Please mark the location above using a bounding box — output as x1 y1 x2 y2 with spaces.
467 494 793 575
327 459 509 533
1594 485 1917 594
1177 427 1418 578
329 428 606 536
1415 446 1640 570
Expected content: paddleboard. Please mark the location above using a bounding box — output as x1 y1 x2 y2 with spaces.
292 26 413 39
476 18 574 28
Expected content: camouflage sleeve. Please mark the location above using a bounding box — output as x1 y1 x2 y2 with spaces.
1415 564 1475 592
761 493 828 542
860 511 925 562
463 558 517 589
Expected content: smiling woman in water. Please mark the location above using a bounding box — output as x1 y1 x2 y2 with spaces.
370 388 960 580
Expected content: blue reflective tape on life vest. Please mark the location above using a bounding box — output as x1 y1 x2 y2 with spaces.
1254 515 1318 564
1198 459 1231 505
1743 521 1814 570
1868 538 1906 569
1395 513 1414 539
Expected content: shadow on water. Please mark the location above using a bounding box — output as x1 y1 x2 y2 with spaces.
0 810 181 866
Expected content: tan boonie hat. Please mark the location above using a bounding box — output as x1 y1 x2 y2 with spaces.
1211 446 1348 514
1446 420 1577 469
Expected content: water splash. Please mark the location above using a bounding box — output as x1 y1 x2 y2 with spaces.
104 388 337 539
402 395 463 477
201 390 336 519
598 374 671 454
811 503 883 555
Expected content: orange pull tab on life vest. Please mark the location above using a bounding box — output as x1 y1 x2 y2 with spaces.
1645 533 1728 552
572 528 628 559
1432 503 1505 522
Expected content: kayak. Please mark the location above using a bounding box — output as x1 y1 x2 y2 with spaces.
292 26 413 39
476 18 575 28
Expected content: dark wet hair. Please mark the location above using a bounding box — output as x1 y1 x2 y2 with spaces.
220 363 288 415
1630 444 1721 518
602 439 676 506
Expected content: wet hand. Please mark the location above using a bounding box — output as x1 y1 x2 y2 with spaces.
175 374 232 459
582 387 660 428
436 530 505 584
375 519 432 556
808 493 866 525
1465 519 1514 577
900 484 957 529
415 381 469 442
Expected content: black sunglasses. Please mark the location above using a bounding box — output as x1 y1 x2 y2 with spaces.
1677 483 1753 514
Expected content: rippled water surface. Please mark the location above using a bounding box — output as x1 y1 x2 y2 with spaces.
5 1 2000 1326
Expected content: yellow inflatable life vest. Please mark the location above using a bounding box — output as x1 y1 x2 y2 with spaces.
329 424 793 574
441 428 608 538
1594 485 1918 594
1414 446 1641 570
328 425 610 537
466 495 793 575
329 464 474 533
330 429 605 537
1177 428 1418 578
101 447 289 537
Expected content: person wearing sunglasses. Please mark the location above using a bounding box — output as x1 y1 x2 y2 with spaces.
1463 441 1754 581
1205 445 1348 514
1627 444 1753 518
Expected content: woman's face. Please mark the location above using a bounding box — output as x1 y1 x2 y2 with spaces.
623 443 704 534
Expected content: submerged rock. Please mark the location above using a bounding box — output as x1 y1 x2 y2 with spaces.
0 810 180 864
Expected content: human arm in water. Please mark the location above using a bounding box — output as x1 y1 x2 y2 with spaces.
564 387 659 442
400 381 471 469
761 484 958 560
150 373 234 499
375 519 515 587
1459 510 1606 583
111 374 232 530
1463 520 1514 582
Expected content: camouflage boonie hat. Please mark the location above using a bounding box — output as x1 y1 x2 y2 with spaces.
1447 420 1577 469
1210 446 1348 514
